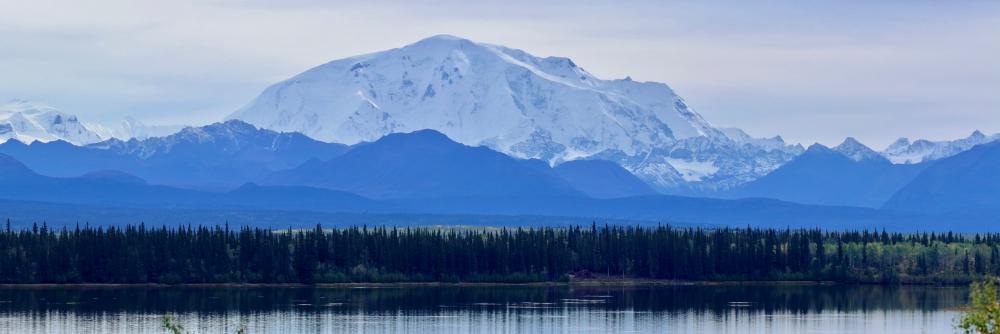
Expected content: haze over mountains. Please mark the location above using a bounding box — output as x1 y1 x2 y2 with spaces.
1 35 998 229
85 117 184 141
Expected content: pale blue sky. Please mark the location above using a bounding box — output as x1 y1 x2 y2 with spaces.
0 0 997 147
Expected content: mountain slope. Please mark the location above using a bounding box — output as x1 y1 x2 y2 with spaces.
0 152 203 205
883 141 1000 214
551 160 658 198
0 99 103 145
731 139 929 208
0 120 349 188
264 129 584 199
229 35 801 193
0 152 44 182
231 34 718 149
834 137 884 162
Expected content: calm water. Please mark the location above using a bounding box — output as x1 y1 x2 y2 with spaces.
0 284 969 333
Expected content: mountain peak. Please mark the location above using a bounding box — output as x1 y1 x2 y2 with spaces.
886 137 911 150
805 143 832 153
230 34 719 149
417 34 468 43
206 119 259 133
833 137 883 162
371 129 467 150
264 127 582 199
169 119 261 141
838 136 864 147
405 34 479 52
397 128 451 140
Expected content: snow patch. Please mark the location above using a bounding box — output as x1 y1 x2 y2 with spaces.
666 158 720 182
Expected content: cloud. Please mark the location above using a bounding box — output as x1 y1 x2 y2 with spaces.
0 0 996 147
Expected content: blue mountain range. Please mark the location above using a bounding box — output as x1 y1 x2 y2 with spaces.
0 152 957 230
0 120 348 189
884 141 1000 215
730 142 929 208
263 130 583 199
1 120 999 231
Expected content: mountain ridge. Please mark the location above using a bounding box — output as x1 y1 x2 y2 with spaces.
881 130 1000 164
263 129 587 199
0 120 349 188
730 141 929 208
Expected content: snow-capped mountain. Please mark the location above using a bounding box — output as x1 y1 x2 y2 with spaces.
719 128 793 152
0 99 103 145
229 35 801 192
833 137 886 162
86 116 184 141
881 131 1000 164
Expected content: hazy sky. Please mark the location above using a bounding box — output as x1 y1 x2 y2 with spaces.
1 0 997 148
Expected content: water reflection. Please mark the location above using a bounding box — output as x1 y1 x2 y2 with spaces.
0 285 968 333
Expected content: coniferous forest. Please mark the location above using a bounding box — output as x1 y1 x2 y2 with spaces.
0 222 996 285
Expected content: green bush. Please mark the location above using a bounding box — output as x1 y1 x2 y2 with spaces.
958 279 1000 334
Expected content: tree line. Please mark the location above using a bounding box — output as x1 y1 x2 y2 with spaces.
0 222 997 284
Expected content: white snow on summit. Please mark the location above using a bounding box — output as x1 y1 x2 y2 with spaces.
881 131 1000 164
720 127 796 152
229 35 802 192
231 35 718 152
0 99 103 145
833 137 885 162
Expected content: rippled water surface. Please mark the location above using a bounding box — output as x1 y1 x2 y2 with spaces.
0 284 969 333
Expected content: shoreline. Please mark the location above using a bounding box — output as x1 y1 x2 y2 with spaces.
0 279 969 288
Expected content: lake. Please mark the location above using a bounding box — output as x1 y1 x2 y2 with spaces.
0 284 969 333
